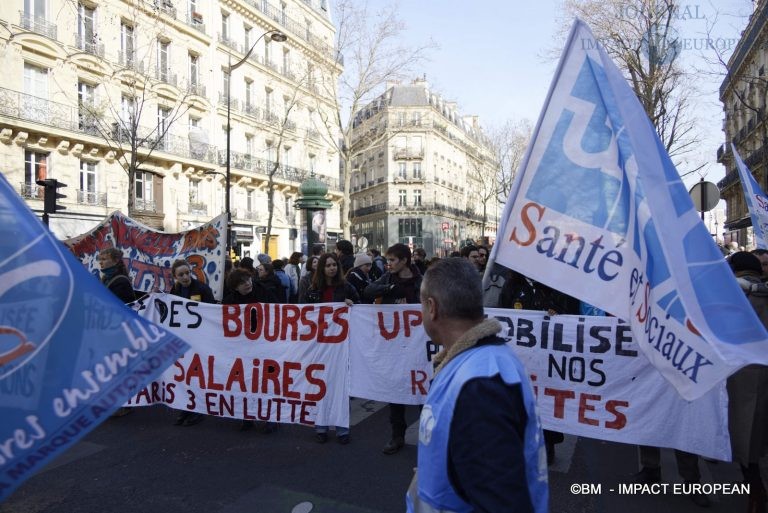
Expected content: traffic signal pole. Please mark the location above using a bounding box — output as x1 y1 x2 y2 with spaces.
36 178 67 227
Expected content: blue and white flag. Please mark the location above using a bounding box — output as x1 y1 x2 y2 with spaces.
488 20 768 400
733 144 768 249
0 174 190 501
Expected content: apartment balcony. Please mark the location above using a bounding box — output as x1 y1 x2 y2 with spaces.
217 150 340 191
218 93 239 110
263 110 279 126
19 183 43 200
134 198 156 212
306 128 321 140
74 34 105 58
281 65 297 82
186 82 206 97
118 51 144 73
19 12 57 39
284 119 296 131
188 201 208 215
77 190 108 206
111 124 218 163
218 34 241 53
264 59 280 73
394 148 425 160
0 87 77 130
352 203 387 217
185 11 206 34
154 67 178 87
156 0 177 18
242 210 259 221
243 103 260 118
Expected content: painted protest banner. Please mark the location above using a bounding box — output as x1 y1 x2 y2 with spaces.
349 305 433 405
0 175 190 502
733 144 768 249
64 212 227 300
132 294 349 428
486 20 768 400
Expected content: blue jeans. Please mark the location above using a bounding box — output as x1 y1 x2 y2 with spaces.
315 425 349 436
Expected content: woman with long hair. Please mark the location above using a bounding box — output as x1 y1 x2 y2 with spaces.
305 253 358 444
98 247 135 304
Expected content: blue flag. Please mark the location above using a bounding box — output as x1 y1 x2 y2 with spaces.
0 174 190 501
487 20 768 400
733 144 768 249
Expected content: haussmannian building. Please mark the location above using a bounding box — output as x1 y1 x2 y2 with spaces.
717 0 768 247
0 0 342 258
348 78 499 257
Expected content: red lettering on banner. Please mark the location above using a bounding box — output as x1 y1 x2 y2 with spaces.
605 400 629 430
378 311 399 340
299 306 318 341
206 356 224 391
377 309 422 340
544 387 575 418
186 354 205 388
410 370 428 395
305 364 326 401
323 306 348 343
262 359 281 395
222 305 242 337
180 225 219 253
187 254 207 284
283 361 302 399
578 393 600 426
226 358 247 392
510 202 545 246
132 261 174 291
403 311 422 336
221 304 349 343
280 305 301 339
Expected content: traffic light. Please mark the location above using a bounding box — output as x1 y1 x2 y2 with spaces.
36 178 67 215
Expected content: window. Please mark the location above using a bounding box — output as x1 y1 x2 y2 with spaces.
264 37 271 64
24 0 47 18
244 79 253 109
22 63 47 123
189 116 199 128
25 150 48 188
413 162 422 178
189 53 199 86
189 179 200 203
397 112 406 127
247 189 254 212
245 134 253 155
121 95 135 126
157 40 170 80
265 88 273 115
78 81 96 130
157 107 171 148
414 189 422 206
135 171 154 205
281 2 287 24
244 25 252 50
77 3 96 47
221 12 229 40
398 162 407 178
120 22 135 64
398 189 407 206
223 70 230 100
282 48 290 75
80 160 97 203
411 111 421 126
398 218 422 238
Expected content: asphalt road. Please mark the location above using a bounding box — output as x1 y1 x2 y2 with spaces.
0 400 750 513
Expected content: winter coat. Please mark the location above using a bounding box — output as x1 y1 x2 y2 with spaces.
170 279 216 303
363 265 422 304
305 281 360 304
346 267 372 303
258 275 286 304
103 273 135 304
728 271 768 465
222 280 278 305
285 263 301 301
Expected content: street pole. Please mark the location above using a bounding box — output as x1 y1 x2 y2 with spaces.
223 29 287 256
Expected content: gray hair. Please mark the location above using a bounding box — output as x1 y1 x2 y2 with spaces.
422 258 483 320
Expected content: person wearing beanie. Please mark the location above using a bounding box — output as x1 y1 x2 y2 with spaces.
240 257 256 275
346 253 374 302
257 253 272 266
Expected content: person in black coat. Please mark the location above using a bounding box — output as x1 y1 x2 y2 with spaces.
170 258 215 426
223 269 278 304
345 253 374 303
256 263 286 304
98 247 135 304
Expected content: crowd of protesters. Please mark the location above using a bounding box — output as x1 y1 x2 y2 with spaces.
95 237 767 512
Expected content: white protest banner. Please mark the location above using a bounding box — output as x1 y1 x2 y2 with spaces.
487 20 768 400
64 212 228 300
733 145 768 249
348 304 433 405
131 294 349 428
486 308 730 461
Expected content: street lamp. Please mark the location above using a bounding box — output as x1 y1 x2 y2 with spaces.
222 29 287 253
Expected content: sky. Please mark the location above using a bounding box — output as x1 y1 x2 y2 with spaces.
387 0 756 187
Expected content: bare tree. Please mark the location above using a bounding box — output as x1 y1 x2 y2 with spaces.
75 1 193 212
561 0 702 172
313 0 433 238
487 119 533 203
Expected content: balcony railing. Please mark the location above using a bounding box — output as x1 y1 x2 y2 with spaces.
263 110 279 125
306 128 321 140
244 103 260 117
154 67 177 86
394 148 425 160
134 198 156 212
350 201 487 222
74 34 105 57
187 82 206 97
118 51 144 72
19 12 57 39
157 1 177 18
185 11 206 34
218 150 340 191
188 201 208 215
281 65 297 82
19 183 43 199
77 190 108 206
218 34 241 53
243 210 259 220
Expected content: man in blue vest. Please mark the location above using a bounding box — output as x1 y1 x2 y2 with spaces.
407 258 548 513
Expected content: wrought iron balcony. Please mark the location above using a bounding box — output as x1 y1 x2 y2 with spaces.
244 103 260 117
187 82 206 97
154 67 178 86
155 0 177 18
218 34 241 53
394 148 424 160
77 190 108 206
74 34 105 57
19 183 43 199
0 87 77 130
263 110 279 125
284 119 296 131
188 201 208 215
306 128 321 140
19 12 57 39
185 12 206 34
134 198 156 212
118 51 144 72
264 59 280 73
281 65 297 82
